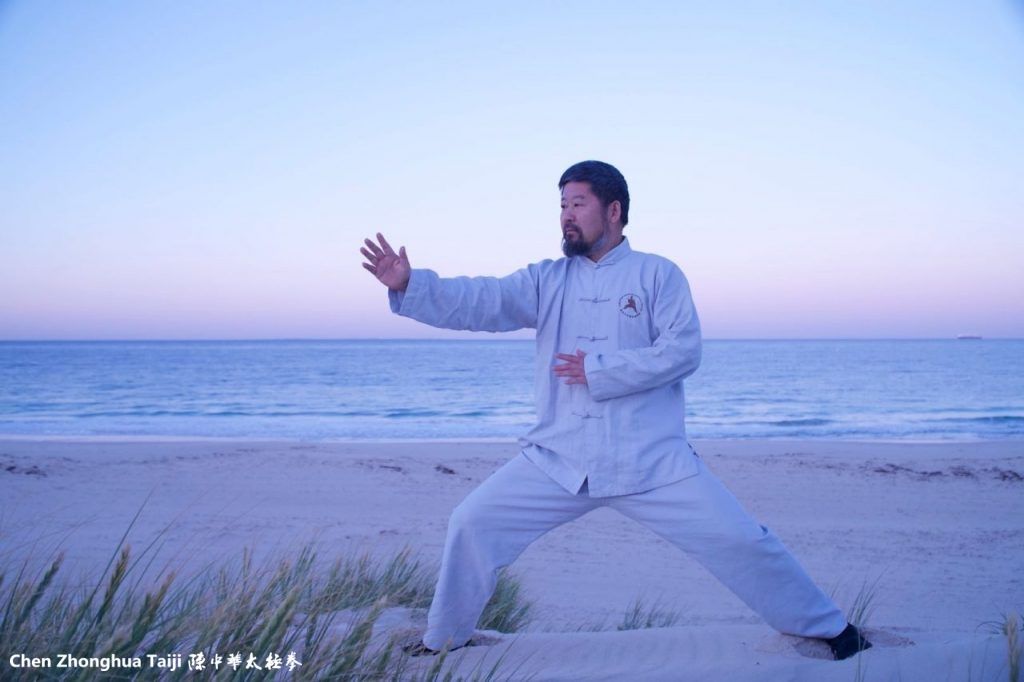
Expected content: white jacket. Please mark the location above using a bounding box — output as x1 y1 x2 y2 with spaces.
389 237 702 497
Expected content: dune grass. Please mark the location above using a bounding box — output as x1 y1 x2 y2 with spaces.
1006 613 1022 682
0 512 529 681
617 597 684 631
829 575 882 630
477 569 531 635
988 612 1022 682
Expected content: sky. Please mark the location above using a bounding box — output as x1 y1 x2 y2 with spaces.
1 1 1022 340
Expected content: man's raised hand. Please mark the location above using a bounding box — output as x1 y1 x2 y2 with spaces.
361 233 411 292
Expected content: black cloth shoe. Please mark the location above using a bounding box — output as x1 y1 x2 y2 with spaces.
403 639 474 657
403 641 440 657
826 623 873 660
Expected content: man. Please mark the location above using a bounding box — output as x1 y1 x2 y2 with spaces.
360 160 872 661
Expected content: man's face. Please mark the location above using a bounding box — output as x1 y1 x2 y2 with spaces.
560 181 610 257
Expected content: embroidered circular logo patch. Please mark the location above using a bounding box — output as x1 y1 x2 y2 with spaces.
618 293 643 318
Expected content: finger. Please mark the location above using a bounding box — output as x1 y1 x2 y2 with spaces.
399 245 408 264
362 263 378 275
555 353 578 362
360 247 378 262
377 233 396 256
364 238 384 257
576 349 587 358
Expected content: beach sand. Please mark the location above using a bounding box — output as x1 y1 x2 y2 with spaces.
2 437 1022 680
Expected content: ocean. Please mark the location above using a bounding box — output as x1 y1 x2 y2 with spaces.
0 339 1022 441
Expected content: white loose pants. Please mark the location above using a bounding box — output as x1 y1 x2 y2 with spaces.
423 453 847 650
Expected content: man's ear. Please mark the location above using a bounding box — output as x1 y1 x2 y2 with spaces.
607 200 622 225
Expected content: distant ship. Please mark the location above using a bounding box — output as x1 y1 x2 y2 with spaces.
956 334 983 340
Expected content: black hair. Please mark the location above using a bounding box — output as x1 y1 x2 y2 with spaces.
558 160 630 227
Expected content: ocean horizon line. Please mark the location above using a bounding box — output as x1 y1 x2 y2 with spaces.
3 433 1021 445
1 336 1021 343
3 339 1020 441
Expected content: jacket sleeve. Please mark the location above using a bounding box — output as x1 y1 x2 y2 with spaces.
583 263 701 401
388 265 539 332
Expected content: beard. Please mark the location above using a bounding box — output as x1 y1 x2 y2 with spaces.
561 232 591 257
561 220 609 257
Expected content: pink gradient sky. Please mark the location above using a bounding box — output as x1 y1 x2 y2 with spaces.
1 1 1022 339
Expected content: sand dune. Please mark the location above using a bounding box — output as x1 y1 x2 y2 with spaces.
2 438 1022 680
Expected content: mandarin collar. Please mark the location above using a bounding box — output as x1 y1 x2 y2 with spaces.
577 236 632 269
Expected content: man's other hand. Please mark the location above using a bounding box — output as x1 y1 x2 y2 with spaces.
361 233 411 292
553 350 588 386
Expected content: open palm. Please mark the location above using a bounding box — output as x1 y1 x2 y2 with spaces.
361 233 411 291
